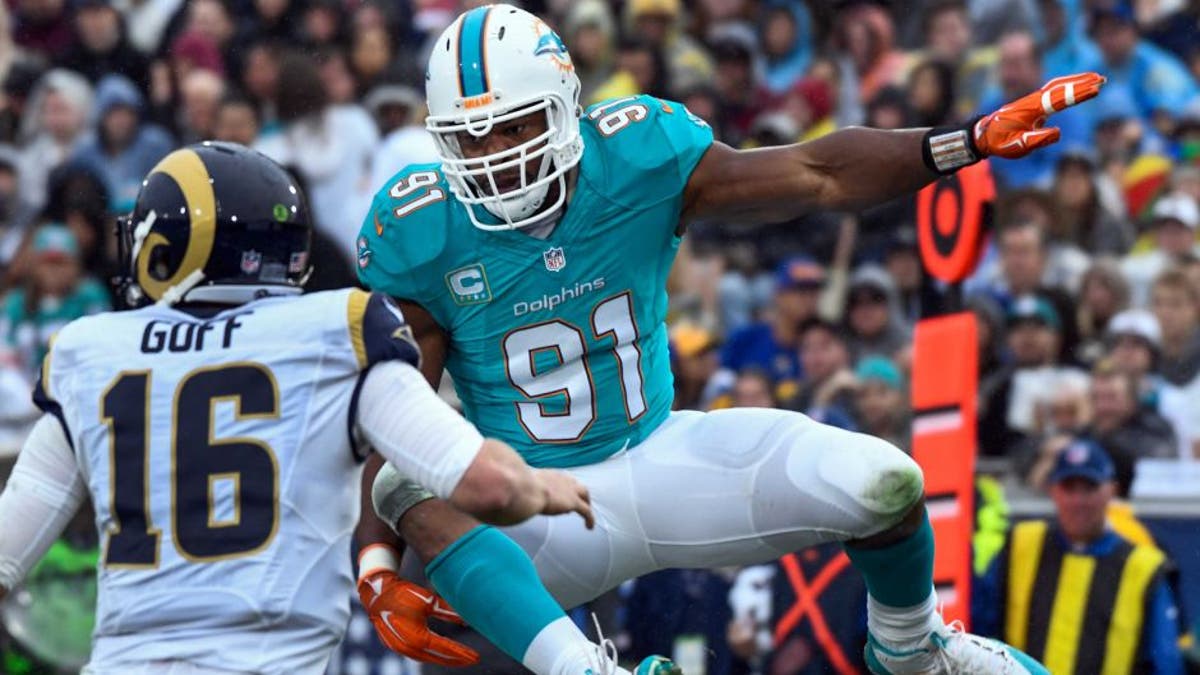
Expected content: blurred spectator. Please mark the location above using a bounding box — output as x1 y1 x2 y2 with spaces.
884 227 941 324
622 0 712 94
784 318 857 429
864 86 911 130
1051 151 1136 255
707 30 761 142
1123 192 1200 306
73 74 173 214
181 0 242 74
681 81 724 139
1038 0 1103 79
968 293 1008 378
973 216 1085 338
1151 269 1200 457
1089 364 1177 495
670 323 721 410
1074 259 1132 365
0 225 109 380
348 27 396 96
241 0 302 45
721 257 823 388
977 295 1089 457
905 58 957 128
240 39 282 131
297 0 345 49
1105 308 1163 398
317 47 360 107
998 190 1094 293
0 147 37 283
13 0 76 57
592 37 670 104
114 0 183 55
729 368 778 408
175 67 226 144
17 69 93 213
563 0 617 102
773 76 836 143
365 85 439 194
43 162 114 284
213 93 261 146
854 355 910 451
843 265 909 361
831 2 907 105
1090 4 1199 127
759 1 813 95
255 50 376 260
974 438 1183 675
916 0 992 117
59 0 148 90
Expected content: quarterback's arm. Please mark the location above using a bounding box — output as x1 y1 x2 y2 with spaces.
683 72 1105 223
354 299 451 557
0 414 86 600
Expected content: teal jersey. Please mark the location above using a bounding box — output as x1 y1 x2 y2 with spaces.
358 95 713 468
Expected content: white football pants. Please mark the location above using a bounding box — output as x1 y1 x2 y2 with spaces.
499 407 922 610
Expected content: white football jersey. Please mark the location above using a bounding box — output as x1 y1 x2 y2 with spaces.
33 288 418 674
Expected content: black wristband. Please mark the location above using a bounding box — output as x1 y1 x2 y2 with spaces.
922 116 985 175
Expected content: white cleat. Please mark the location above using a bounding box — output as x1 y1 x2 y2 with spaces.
865 621 1049 674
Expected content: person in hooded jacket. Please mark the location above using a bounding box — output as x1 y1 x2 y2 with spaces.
760 1 813 96
844 265 911 361
72 74 173 214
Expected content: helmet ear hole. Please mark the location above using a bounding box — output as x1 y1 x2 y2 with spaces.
148 246 173 281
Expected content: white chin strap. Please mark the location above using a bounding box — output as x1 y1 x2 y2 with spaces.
477 175 556 229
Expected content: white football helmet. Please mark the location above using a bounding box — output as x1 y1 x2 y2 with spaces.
426 4 584 231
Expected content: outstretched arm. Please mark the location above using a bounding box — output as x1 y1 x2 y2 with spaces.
683 73 1105 224
683 128 935 223
0 415 86 601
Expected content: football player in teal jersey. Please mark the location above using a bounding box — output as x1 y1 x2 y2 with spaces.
354 4 1106 674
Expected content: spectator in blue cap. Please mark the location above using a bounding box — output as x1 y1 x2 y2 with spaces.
978 294 1090 457
854 355 910 451
720 256 825 386
973 436 1184 675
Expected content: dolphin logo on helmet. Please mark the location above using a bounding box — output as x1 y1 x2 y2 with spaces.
532 23 573 73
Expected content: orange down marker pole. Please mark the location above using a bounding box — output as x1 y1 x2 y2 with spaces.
911 160 995 627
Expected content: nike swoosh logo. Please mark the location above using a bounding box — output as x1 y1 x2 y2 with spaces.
379 611 411 644
406 587 435 604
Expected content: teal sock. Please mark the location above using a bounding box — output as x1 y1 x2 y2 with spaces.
426 525 565 662
843 510 935 608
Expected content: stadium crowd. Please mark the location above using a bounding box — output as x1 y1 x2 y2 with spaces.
2 0 1200 672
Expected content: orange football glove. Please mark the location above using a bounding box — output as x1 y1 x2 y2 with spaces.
357 569 480 667
974 72 1106 159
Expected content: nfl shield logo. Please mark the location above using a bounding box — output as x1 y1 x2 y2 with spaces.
543 247 566 272
241 250 262 274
